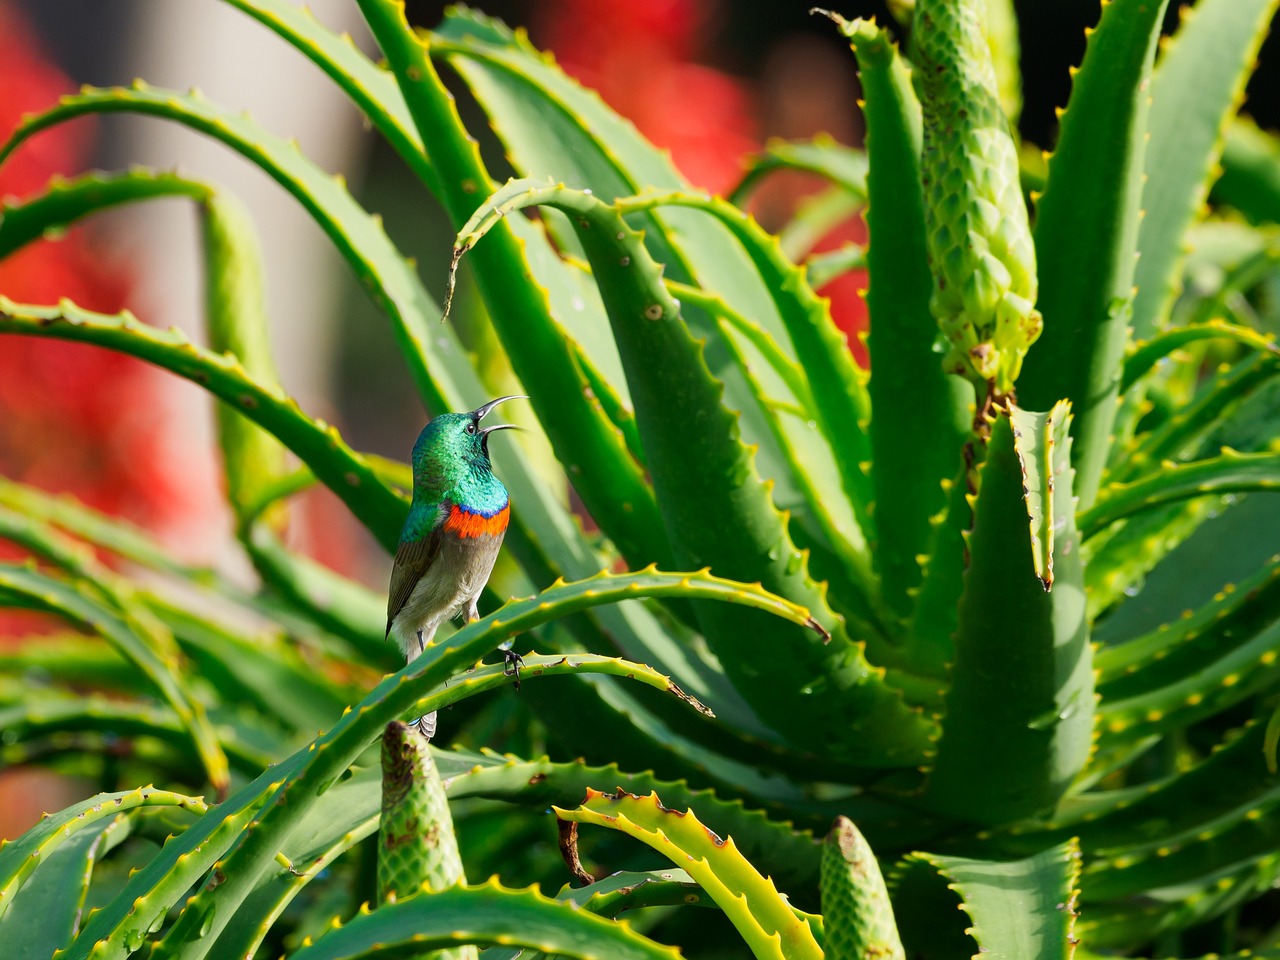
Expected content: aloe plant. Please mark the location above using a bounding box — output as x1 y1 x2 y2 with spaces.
3 0 1280 957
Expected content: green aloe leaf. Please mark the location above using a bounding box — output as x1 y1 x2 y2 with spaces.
1130 0 1280 341
218 0 437 190
442 752 825 891
0 787 207 916
92 568 821 960
555 789 822 960
431 6 808 504
452 177 932 765
615 189 876 561
919 403 1093 824
0 295 407 551
1082 449 1280 538
0 168 211 258
828 14 973 623
201 190 291 530
728 135 867 207
1215 115 1280 224
1018 0 1171 507
1121 318 1280 394
0 816 127 959
891 840 1082 959
288 881 683 960
0 562 230 795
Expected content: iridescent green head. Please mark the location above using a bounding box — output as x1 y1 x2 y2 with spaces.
410 395 524 498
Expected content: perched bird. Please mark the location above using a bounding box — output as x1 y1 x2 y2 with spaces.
386 395 525 739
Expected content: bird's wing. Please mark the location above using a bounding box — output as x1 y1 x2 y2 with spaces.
386 503 447 637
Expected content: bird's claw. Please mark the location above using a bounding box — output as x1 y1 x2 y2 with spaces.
502 648 524 690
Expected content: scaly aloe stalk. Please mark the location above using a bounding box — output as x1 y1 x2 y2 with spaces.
913 0 1040 403
819 817 903 960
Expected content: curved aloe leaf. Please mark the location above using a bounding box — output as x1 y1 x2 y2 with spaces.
0 787 207 915
218 0 437 190
442 752 824 890
1215 115 1280 224
1129 0 1280 341
555 789 823 960
288 881 683 960
1122 319 1280 394
93 569 821 960
201 190 292 528
0 295 407 550
1082 449 1280 538
452 177 932 765
1096 617 1280 747
1018 0 1171 507
819 817 903 960
0 562 230 795
919 403 1093 824
213 764 381 960
615 190 876 556
0 167 211 258
891 839 1081 959
729 135 867 207
1118 352 1280 481
431 6 808 503
828 14 973 622
0 815 127 959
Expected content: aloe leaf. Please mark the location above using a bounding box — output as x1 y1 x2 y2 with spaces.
0 815 128 959
212 764 381 960
1118 352 1280 481
1122 319 1280 394
1130 0 1280 341
729 135 867 207
1215 115 1280 224
1097 617 1280 748
431 7 807 502
201 190 292 529
356 0 671 576
555 789 823 960
218 0 437 190
615 190 876 552
0 562 230 795
891 840 1081 960
819 817 903 960
0 167 211 258
1097 547 1280 698
443 752 823 891
1082 450 1280 538
920 403 1094 824
288 881 682 960
779 185 864 261
1083 781 1280 901
0 787 206 918
242 523 392 667
552 868 705 918
0 696 276 774
830 15 973 621
1018 0 1171 508
453 178 932 764
0 295 407 550
106 569 822 960
0 82 459 410
803 244 866 289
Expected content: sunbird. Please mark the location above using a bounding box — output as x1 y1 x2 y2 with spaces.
386 395 525 738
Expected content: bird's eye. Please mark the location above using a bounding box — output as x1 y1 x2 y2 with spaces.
465 420 477 435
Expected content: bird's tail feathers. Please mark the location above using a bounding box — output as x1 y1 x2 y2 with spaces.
409 710 437 740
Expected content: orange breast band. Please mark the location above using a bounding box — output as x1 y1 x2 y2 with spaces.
444 503 510 539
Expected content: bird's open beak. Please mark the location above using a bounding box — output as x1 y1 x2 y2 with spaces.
472 395 526 436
